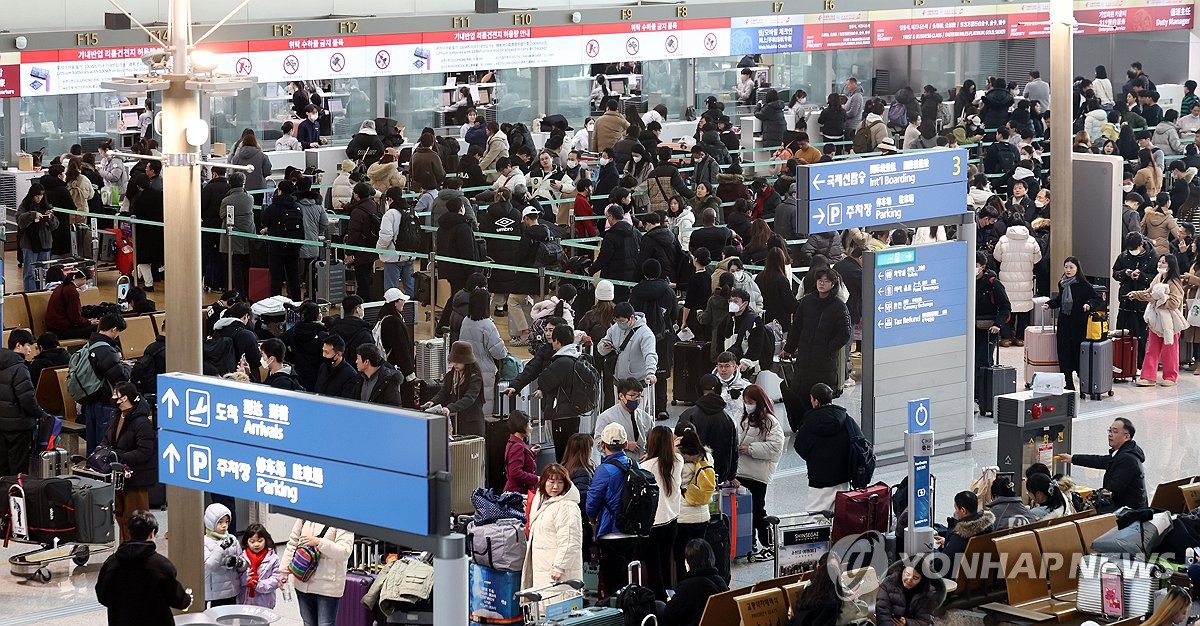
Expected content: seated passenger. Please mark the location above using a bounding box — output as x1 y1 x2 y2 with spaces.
662 539 728 626
933 491 994 568
45 266 96 340
876 557 942 626
984 475 1033 529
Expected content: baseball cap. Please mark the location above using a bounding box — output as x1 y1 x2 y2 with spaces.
699 373 721 392
601 422 628 446
522 206 540 219
384 288 409 304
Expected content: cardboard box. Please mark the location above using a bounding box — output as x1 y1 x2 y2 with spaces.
18 154 33 171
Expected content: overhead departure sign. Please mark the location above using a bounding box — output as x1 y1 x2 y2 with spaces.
799 148 967 234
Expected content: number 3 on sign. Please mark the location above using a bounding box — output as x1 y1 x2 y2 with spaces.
952 155 962 176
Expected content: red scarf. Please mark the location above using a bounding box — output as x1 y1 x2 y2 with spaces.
245 548 268 597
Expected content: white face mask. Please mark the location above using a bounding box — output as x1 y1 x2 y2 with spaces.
732 270 745 281
633 155 643 163
1034 200 1045 208
566 159 578 168
727 301 741 313
744 401 757 413
599 157 611 166
1159 267 1168 274
1122 184 1134 192
308 114 318 122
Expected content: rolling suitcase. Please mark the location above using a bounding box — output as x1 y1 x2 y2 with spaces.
310 258 346 305
449 434 486 515
549 606 624 626
484 417 509 491
335 569 377 626
705 512 732 583
718 486 754 560
248 267 271 303
1111 333 1139 382
32 448 68 478
831 481 891 543
1079 338 1115 400
672 340 709 405
416 337 448 384
531 419 556 474
1023 325 1059 387
979 340 1017 415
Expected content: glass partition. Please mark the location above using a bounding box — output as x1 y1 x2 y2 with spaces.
22 95 81 159
643 58 686 119
695 56 742 107
548 64 593 125
387 74 451 137
495 68 534 125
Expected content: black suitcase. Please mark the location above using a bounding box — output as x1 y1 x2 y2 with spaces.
705 512 732 583
67 475 116 544
484 416 509 491
978 339 1016 415
148 482 167 510
415 270 436 306
672 340 710 405
311 258 347 305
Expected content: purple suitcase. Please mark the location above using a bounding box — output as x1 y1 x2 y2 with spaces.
334 569 375 626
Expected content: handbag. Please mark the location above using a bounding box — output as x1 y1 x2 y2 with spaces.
1088 489 1117 514
470 488 527 525
1085 311 1109 341
288 526 330 582
1186 298 1200 327
86 445 121 474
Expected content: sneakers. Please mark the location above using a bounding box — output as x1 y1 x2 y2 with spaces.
494 307 508 317
656 411 670 421
748 544 775 562
1160 379 1177 387
1136 378 1156 387
509 337 529 347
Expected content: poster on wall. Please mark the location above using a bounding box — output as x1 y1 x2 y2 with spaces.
0 64 19 98
803 12 873 50
581 18 729 63
730 15 804 55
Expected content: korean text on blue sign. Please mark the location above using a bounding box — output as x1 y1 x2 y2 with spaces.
731 16 804 54
156 373 447 535
871 241 970 349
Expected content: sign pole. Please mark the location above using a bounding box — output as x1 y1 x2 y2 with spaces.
1049 0 1074 274
904 398 936 556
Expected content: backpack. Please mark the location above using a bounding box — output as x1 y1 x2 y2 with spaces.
603 457 659 536
556 354 599 416
66 342 105 401
269 200 305 241
990 143 1017 175
683 458 717 506
888 102 908 127
355 204 382 248
203 335 237 376
852 120 883 154
534 235 564 268
614 574 657 626
844 415 877 489
392 206 423 253
496 353 522 382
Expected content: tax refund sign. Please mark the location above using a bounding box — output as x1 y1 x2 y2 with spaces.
156 373 448 535
799 148 968 234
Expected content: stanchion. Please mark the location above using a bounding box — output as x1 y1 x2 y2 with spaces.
320 236 331 303
538 266 546 299
225 206 234 292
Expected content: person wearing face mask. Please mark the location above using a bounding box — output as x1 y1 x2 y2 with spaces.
562 150 584 183
103 381 157 542
313 335 358 399
596 301 658 394
725 289 773 378
1042 257 1103 391
1126 254 1188 386
732 384 785 561
677 374 739 485
296 104 323 149
591 205 642 301
1113 232 1158 369
780 268 852 432
592 378 653 456
1032 188 1050 221
1121 191 1144 239
528 149 576 209
689 145 720 190
571 118 594 153
713 257 764 315
592 148 621 213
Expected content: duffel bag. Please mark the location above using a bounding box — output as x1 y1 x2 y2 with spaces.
466 518 527 572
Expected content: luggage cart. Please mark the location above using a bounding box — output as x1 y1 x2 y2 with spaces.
4 463 124 583
516 579 585 625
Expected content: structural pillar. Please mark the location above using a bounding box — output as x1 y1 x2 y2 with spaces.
1049 0 1074 272
162 0 206 608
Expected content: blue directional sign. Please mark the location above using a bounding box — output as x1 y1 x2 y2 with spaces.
907 398 933 531
799 148 968 234
157 373 443 476
159 430 434 533
871 241 969 349
156 373 449 537
908 398 931 434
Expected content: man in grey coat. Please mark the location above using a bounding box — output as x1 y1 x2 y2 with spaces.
842 77 865 140
773 184 803 262
217 172 255 297
293 177 330 292
596 303 659 392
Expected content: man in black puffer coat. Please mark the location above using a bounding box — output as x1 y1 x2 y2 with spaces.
326 296 376 361
436 197 479 295
637 214 681 284
281 301 328 391
591 204 640 301
794 383 853 512
479 192 522 320
630 259 678 418
779 268 852 431
0 345 47 476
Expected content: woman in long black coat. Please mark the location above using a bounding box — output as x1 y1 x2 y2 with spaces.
779 267 851 431
129 174 165 287
1044 256 1104 391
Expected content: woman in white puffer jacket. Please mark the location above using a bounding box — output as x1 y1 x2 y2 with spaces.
733 384 785 562
522 465 583 614
993 224 1043 346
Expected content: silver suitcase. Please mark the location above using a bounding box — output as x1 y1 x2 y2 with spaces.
416 337 447 383
449 435 485 515
33 448 69 478
1076 555 1163 617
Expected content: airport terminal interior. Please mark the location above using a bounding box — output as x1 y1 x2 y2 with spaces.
2 0 1200 624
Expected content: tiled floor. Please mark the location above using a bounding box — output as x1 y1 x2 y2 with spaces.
0 252 1197 624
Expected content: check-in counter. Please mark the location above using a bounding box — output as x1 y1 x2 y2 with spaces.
306 146 351 177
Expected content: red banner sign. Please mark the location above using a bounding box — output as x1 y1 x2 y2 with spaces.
0 65 20 98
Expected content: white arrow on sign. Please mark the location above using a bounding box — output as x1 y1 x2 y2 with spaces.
877 320 885 329
877 272 885 280
161 388 180 420
813 207 826 224
878 304 885 313
812 174 824 190
162 443 181 473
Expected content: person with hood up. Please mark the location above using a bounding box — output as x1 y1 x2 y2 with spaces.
780 268 852 431
521 464 584 613
1153 109 1186 156
979 76 1014 131
279 301 327 390
343 182 383 302
204 502 248 607
409 132 446 191
794 383 853 511
366 151 406 198
228 133 271 192
755 89 788 149
1084 102 1109 140
212 303 262 382
993 223 1043 347
677 374 739 484
934 491 996 567
984 474 1032 529
103 382 157 541
592 204 641 301
1060 417 1148 509
346 119 384 165
96 511 192 625
328 160 355 211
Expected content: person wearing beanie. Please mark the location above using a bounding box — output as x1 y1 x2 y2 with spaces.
347 119 384 167
595 279 616 302
629 258 678 419
423 341 485 436
578 280 619 408
677 373 739 483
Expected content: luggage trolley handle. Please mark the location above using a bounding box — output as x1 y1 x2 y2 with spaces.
628 559 644 587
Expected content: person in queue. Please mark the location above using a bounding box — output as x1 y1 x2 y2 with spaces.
423 341 485 436
521 463 584 614
734 384 785 562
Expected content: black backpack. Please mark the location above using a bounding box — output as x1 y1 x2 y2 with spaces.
554 354 599 416
614 569 657 626
392 206 423 253
845 415 877 489
269 200 305 241
533 226 563 268
603 457 659 536
203 335 237 376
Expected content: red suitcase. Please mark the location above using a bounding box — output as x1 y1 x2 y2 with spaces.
248 267 271 303
1112 334 1138 381
831 482 891 542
